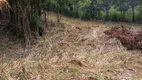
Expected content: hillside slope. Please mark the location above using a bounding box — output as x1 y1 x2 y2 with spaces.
0 12 142 80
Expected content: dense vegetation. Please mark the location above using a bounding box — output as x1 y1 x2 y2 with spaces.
47 0 142 23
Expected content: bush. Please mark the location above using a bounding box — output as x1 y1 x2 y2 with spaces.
79 11 91 20
62 7 74 17
110 12 121 21
136 14 142 23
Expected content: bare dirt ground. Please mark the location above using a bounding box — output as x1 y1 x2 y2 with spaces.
0 12 142 80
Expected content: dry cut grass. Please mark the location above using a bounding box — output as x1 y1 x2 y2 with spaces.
0 12 142 80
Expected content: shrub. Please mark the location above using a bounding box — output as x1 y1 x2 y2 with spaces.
110 12 121 21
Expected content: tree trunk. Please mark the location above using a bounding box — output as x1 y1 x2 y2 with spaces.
9 0 19 35
106 9 109 20
123 11 126 21
74 0 78 18
9 0 16 24
44 11 47 27
121 11 122 21
132 6 135 22
57 6 60 22
38 0 41 16
23 6 31 55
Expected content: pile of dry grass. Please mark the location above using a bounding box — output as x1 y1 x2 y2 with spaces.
104 25 142 50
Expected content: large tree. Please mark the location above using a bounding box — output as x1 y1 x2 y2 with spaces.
85 0 103 20
8 0 47 55
74 0 79 18
129 0 140 22
114 0 129 21
102 0 113 20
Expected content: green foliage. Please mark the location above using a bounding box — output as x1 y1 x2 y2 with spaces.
136 6 142 23
114 0 129 12
110 12 121 21
30 13 43 28
79 10 91 20
44 0 142 23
